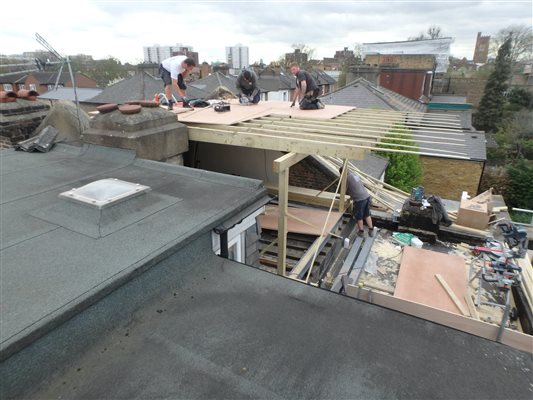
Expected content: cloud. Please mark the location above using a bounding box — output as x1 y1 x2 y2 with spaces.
1 0 531 64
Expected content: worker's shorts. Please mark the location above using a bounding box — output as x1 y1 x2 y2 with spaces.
159 65 187 90
353 197 371 220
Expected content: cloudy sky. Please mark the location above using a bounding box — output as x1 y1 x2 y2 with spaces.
1 0 531 64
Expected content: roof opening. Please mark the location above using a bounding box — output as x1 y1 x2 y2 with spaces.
59 178 151 209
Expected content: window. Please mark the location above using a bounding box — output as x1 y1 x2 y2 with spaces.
18 84 25 90
3 84 13 91
29 84 36 91
212 206 264 264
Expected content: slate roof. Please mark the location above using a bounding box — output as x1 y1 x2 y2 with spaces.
256 69 295 92
319 78 485 161
321 77 426 113
0 72 29 84
87 72 208 104
38 87 102 102
188 71 242 95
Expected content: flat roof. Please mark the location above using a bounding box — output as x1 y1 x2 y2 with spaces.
0 144 267 360
12 240 533 400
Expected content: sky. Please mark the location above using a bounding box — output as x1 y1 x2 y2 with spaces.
1 0 531 65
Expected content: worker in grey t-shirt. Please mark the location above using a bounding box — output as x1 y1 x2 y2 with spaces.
342 168 375 237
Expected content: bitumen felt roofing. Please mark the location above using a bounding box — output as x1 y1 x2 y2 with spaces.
0 144 267 361
6 233 531 400
1 144 531 399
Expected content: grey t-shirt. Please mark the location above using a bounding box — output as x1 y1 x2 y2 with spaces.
346 173 369 201
295 70 318 92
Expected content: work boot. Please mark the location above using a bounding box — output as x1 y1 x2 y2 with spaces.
357 230 365 238
316 99 325 109
167 100 175 110
368 227 375 237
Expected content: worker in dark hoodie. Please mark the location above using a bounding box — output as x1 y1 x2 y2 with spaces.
236 69 260 104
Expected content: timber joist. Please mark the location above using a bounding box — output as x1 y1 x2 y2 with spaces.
185 106 470 160
247 118 467 145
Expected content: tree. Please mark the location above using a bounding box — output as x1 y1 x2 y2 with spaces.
490 25 533 63
508 87 533 110
374 128 423 192
408 25 444 40
507 160 533 209
291 43 316 61
474 36 512 133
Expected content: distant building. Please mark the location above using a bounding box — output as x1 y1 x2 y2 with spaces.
143 44 196 64
473 32 490 64
171 45 199 66
362 38 453 74
225 44 249 70
285 49 308 66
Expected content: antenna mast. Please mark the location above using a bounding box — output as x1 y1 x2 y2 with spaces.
35 32 82 136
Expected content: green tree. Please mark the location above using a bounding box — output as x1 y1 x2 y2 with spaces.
508 87 533 110
506 159 533 209
374 128 423 192
474 36 512 132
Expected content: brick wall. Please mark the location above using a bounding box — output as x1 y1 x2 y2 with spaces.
364 54 436 70
0 99 50 144
432 77 487 107
421 156 484 200
289 157 337 191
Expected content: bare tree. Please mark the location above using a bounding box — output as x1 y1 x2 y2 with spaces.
490 25 533 63
408 25 444 40
291 43 316 60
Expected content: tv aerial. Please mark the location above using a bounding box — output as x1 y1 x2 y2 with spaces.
35 32 82 135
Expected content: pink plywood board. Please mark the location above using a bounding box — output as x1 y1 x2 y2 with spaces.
394 246 468 315
258 205 343 236
176 100 354 125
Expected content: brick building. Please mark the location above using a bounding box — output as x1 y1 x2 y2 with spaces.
473 32 490 64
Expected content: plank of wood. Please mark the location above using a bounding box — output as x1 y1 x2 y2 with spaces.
278 169 288 276
289 235 327 280
259 205 343 237
465 291 480 320
264 183 342 208
330 236 364 293
273 152 308 173
394 247 469 316
344 284 532 354
435 274 470 316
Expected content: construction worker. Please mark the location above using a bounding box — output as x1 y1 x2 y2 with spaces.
290 62 324 110
159 56 196 110
340 167 375 237
236 69 260 104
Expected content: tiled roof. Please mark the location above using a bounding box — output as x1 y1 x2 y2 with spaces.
188 71 240 95
0 72 30 84
38 87 103 102
87 72 208 104
320 77 426 113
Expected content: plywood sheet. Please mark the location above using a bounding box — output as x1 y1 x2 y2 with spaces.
394 246 468 315
258 205 343 236
176 100 354 125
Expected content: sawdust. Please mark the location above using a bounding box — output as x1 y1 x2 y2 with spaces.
358 229 514 329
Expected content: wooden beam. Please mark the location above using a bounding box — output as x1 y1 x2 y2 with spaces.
273 152 308 173
344 284 533 353
188 126 470 159
288 235 326 279
188 126 367 160
258 116 466 137
277 168 289 276
465 292 480 320
339 159 348 212
435 274 469 316
264 183 343 208
245 120 467 147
